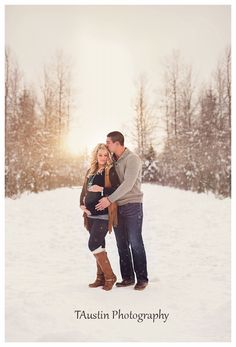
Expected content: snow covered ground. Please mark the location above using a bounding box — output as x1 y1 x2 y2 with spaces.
5 184 231 342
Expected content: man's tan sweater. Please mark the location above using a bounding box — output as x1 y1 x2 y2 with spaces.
108 148 143 206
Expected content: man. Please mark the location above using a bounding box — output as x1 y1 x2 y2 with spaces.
96 131 148 290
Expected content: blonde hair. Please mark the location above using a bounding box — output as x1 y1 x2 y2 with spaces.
87 143 112 177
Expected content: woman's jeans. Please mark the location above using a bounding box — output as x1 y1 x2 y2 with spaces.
114 203 148 283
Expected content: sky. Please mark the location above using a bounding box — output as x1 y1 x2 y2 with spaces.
5 5 231 154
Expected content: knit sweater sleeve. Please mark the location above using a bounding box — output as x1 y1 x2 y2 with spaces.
108 155 141 203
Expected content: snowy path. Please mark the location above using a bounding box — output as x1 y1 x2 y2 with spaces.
5 184 230 342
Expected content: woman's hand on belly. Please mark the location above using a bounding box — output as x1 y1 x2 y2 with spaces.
88 185 103 192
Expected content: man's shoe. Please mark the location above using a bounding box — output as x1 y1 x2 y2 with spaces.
116 279 135 287
134 281 148 290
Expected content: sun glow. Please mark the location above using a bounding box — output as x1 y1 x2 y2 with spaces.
63 127 111 157
63 130 83 156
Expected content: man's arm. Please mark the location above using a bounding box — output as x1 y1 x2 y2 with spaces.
108 155 141 203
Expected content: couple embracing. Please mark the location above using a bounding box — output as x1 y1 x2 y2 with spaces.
80 131 148 291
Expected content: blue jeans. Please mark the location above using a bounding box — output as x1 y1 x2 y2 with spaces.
114 203 148 283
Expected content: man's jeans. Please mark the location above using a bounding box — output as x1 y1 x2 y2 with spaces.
114 203 148 283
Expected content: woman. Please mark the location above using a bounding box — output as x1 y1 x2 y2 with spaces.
80 143 120 291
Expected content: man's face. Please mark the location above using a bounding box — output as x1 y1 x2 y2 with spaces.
106 137 117 153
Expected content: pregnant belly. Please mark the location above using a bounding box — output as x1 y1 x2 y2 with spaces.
85 192 101 209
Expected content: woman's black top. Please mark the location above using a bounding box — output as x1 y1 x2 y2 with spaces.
80 166 120 216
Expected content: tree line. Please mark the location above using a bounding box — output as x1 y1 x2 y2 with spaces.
133 49 231 198
5 47 231 198
5 48 86 198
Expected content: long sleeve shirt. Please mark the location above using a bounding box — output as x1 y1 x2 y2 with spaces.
108 148 143 206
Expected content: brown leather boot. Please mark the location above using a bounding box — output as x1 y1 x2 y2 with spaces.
94 251 117 291
89 261 105 288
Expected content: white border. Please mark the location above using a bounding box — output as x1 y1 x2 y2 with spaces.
0 0 5 345
2 0 234 5
1 1 234 346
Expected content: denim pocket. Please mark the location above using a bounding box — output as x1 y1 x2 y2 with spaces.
121 203 143 217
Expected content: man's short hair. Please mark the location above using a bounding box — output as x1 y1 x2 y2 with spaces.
107 131 124 146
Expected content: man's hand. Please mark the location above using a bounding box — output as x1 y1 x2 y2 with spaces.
95 197 111 211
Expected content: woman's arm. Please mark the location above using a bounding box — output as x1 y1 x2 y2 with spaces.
80 204 91 216
80 169 89 205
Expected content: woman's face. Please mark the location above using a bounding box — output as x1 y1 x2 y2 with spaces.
97 149 109 166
